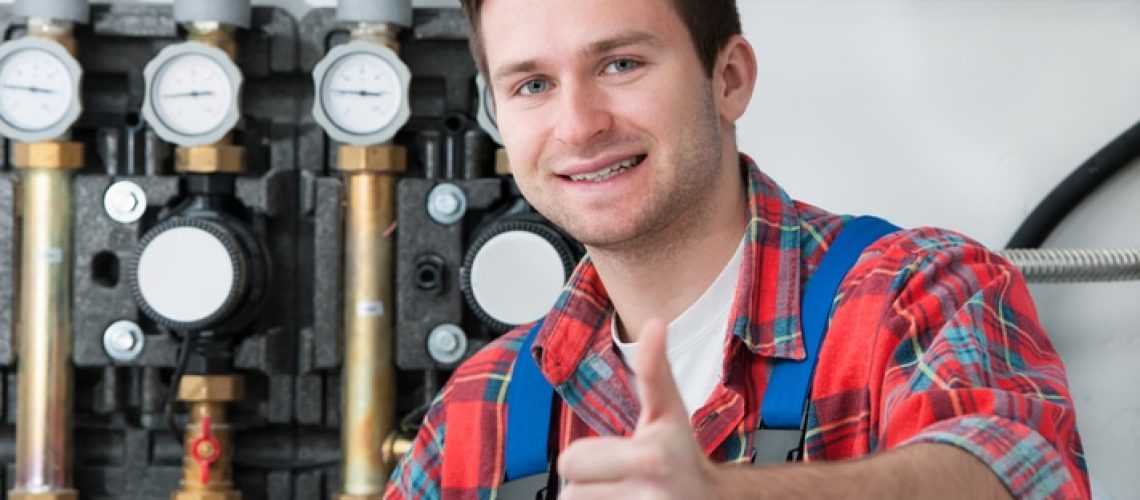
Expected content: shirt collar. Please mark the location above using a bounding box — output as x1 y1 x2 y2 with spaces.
533 155 807 386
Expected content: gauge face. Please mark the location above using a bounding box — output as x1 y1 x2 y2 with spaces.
320 51 403 135
311 42 410 145
152 52 236 137
0 47 75 132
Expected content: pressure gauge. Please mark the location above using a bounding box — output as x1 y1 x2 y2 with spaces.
0 37 83 143
475 74 502 145
142 42 243 147
311 41 411 145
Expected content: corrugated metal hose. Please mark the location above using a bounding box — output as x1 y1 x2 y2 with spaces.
998 248 1140 283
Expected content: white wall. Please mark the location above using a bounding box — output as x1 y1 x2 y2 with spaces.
737 1 1140 497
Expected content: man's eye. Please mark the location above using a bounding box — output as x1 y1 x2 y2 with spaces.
518 79 549 96
603 59 639 74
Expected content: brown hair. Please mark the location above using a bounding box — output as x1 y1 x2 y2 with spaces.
459 0 742 78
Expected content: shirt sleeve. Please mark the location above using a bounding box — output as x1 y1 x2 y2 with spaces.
385 392 447 500
871 230 1089 499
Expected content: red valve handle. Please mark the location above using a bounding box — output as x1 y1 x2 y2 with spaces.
189 414 222 485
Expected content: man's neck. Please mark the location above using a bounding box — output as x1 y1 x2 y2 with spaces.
590 160 748 343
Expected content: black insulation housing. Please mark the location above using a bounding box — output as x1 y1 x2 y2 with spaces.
0 4 558 499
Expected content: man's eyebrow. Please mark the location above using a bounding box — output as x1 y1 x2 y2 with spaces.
492 60 539 84
491 32 663 84
584 31 663 57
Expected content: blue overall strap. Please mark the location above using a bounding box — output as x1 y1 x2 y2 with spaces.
504 320 553 481
760 216 900 429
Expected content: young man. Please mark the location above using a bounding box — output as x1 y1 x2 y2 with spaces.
387 0 1089 498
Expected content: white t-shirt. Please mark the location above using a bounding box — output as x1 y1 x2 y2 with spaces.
613 233 747 418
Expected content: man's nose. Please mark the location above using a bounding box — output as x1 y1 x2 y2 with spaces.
553 82 613 147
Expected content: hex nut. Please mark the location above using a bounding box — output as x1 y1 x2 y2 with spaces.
338 144 407 174
177 374 245 402
12 141 84 170
174 145 245 174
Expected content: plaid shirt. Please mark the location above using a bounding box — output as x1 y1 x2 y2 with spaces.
387 156 1089 499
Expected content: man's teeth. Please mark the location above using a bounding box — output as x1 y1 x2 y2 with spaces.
569 156 644 182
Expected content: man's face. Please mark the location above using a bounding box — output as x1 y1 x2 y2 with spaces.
481 0 732 250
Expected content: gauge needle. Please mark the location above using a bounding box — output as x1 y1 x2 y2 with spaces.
1 83 57 94
332 89 386 97
161 90 216 98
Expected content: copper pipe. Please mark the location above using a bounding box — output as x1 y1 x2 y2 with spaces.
10 166 79 500
339 171 399 498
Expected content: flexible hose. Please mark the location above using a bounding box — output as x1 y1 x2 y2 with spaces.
998 248 1140 283
1007 120 1140 248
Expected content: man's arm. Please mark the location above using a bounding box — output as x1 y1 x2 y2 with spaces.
558 320 1013 500
715 442 1009 499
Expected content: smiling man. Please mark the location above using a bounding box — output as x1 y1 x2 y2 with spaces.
385 1 1089 499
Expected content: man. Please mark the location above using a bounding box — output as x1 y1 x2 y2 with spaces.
386 0 1089 498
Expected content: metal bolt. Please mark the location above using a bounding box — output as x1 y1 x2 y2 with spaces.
103 181 148 224
115 192 139 213
426 183 467 225
427 324 468 365
432 192 460 216
103 320 145 362
110 329 136 351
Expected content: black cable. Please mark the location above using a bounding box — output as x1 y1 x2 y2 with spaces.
1007 119 1140 248
164 330 197 446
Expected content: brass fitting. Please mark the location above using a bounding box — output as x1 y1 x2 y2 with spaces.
494 149 511 176
172 400 240 500
26 18 77 55
349 22 400 52
337 144 407 174
381 434 413 469
186 21 237 60
177 374 245 403
9 491 78 500
12 141 84 170
175 145 245 174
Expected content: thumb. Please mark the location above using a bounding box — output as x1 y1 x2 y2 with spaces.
635 318 688 429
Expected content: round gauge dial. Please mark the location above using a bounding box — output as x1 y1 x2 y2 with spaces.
153 52 234 136
311 42 411 145
0 38 82 142
320 52 402 134
142 42 243 146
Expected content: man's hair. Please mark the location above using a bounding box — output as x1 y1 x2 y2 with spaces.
459 0 742 78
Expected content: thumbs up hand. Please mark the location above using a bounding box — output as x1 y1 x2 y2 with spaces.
557 319 724 499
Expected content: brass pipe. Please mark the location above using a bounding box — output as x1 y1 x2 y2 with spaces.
10 163 80 500
335 22 405 499
172 374 243 500
339 167 400 498
8 20 83 500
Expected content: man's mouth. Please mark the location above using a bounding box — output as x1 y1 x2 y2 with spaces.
567 155 646 182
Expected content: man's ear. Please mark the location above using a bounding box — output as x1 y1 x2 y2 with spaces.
712 35 758 124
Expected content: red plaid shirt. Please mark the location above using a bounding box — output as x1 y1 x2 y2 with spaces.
387 157 1089 499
